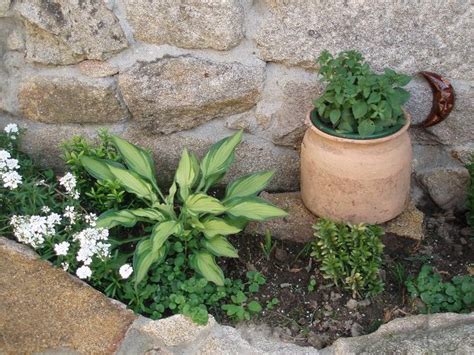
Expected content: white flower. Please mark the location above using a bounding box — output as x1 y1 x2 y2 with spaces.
4 123 19 135
59 172 79 198
47 212 62 227
85 213 97 227
73 227 110 264
41 206 51 214
5 158 19 170
76 265 92 279
61 262 69 271
63 205 77 224
119 264 133 279
54 241 70 256
0 150 11 162
10 213 59 249
1 170 22 189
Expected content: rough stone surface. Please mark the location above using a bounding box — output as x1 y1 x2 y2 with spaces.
16 0 128 64
253 1 473 79
324 312 474 354
125 0 244 50
119 56 264 134
451 142 474 165
0 0 10 16
245 191 317 243
383 201 425 241
0 237 136 354
414 145 470 211
18 75 129 124
78 60 119 78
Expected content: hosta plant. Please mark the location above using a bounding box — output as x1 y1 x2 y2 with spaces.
79 130 287 287
313 50 411 137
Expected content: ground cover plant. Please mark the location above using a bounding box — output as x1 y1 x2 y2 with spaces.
467 156 474 230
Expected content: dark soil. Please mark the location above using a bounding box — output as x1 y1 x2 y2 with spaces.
219 211 474 348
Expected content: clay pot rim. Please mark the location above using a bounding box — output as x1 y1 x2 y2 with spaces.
305 109 411 145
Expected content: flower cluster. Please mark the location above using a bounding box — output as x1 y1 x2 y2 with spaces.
0 149 22 190
119 264 133 279
73 227 111 279
59 172 80 199
10 213 62 248
4 123 19 139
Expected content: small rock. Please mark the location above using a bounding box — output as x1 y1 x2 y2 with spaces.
351 322 363 337
346 299 358 310
383 200 425 240
274 247 289 262
460 237 468 245
330 292 342 301
460 228 472 238
79 60 119 78
307 332 329 349
357 299 371 307
280 283 292 288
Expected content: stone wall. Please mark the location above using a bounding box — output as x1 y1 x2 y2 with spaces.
0 0 472 210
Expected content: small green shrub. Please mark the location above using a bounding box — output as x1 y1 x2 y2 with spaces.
62 130 128 212
314 50 411 137
310 219 384 298
406 265 474 313
467 157 474 229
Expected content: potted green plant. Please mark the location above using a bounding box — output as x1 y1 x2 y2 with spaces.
300 50 412 223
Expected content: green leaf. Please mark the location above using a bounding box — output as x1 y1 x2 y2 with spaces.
186 193 226 215
79 156 115 181
329 109 341 125
96 210 138 229
203 236 239 258
224 171 274 200
107 163 157 201
176 149 199 201
247 301 262 313
151 220 178 254
358 120 376 137
367 92 381 104
129 208 164 222
200 217 242 238
225 197 288 221
200 130 242 189
133 239 167 286
352 101 368 119
194 252 225 286
111 135 157 186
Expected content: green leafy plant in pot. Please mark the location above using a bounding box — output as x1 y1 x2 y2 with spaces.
79 130 287 287
300 50 413 224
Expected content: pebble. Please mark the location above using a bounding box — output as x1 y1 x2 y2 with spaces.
280 283 292 288
307 332 329 349
351 322 364 337
274 248 289 262
358 299 371 307
346 299 358 310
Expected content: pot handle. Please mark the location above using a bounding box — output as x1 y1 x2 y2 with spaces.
413 71 455 128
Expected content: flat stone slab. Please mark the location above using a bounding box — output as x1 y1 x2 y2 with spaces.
246 192 425 243
323 312 474 354
0 238 136 354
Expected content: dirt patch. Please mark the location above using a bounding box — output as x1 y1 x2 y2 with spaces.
218 211 473 348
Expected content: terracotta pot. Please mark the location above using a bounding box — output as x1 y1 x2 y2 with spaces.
300 110 412 224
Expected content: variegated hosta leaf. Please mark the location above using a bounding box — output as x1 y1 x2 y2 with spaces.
225 197 288 221
175 149 199 201
96 210 138 229
151 220 178 254
194 251 225 286
200 217 242 238
133 239 167 286
199 130 242 189
79 156 116 181
129 208 164 222
224 171 274 200
107 163 157 202
185 193 226 215
203 236 238 258
111 135 157 187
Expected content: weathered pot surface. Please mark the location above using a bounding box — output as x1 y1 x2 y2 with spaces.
300 109 412 224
